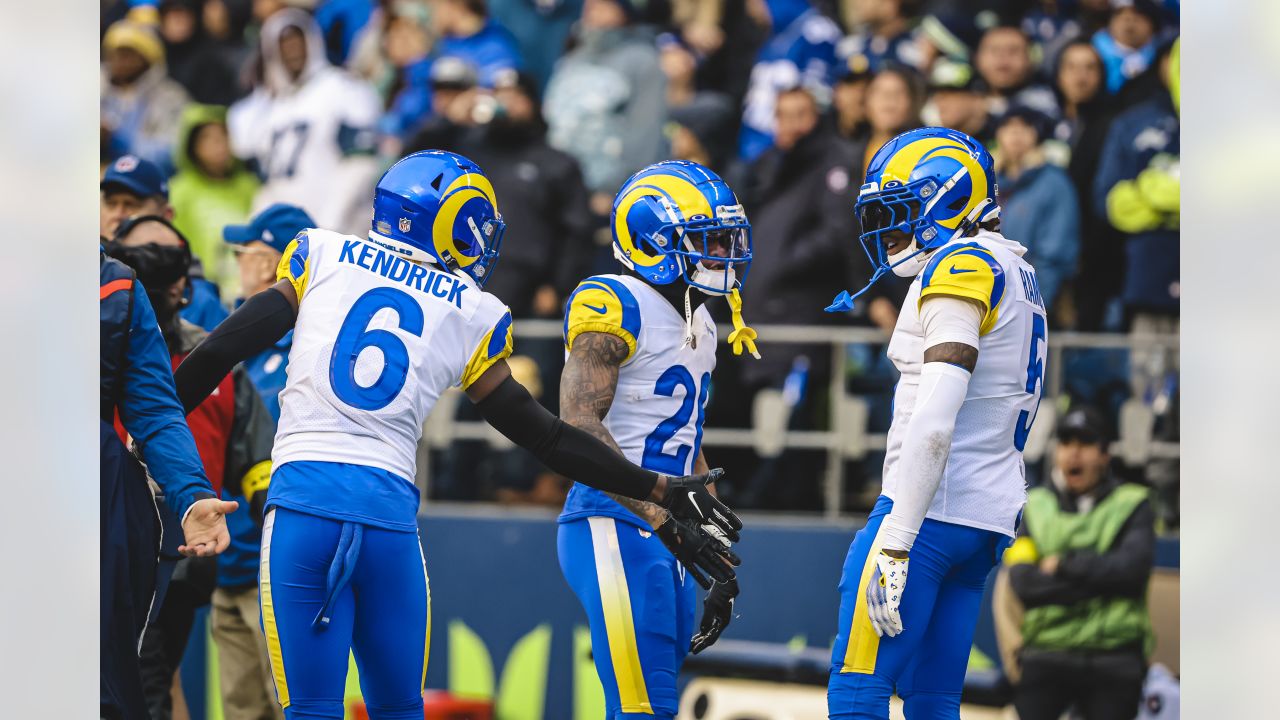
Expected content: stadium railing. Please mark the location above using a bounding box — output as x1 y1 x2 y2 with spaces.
418 320 1180 519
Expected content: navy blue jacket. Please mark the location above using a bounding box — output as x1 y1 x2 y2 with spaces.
997 162 1081 313
101 253 212 519
1093 93 1180 315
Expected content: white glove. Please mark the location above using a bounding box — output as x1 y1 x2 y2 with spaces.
865 549 909 638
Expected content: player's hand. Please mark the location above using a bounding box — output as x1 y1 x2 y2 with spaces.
655 516 740 590
179 498 238 557
865 549 909 638
691 577 739 654
658 468 742 542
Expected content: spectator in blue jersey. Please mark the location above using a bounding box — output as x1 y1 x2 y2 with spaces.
974 25 1059 119
993 106 1080 316
836 0 924 74
431 0 523 87
100 154 230 331
316 0 376 65
100 248 233 720
1093 0 1160 95
222 203 317 420
738 0 841 162
543 0 667 210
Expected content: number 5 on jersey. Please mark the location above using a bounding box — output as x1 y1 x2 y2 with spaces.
1014 312 1046 451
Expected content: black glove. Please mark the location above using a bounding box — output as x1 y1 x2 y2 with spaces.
658 468 742 542
691 577 739 654
655 516 740 590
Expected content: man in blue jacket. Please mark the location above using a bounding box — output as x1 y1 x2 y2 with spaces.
100 248 236 720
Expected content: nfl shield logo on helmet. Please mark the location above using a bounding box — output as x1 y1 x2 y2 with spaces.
399 217 412 233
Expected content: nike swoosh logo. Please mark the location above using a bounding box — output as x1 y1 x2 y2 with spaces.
584 303 608 314
949 267 976 274
687 491 702 517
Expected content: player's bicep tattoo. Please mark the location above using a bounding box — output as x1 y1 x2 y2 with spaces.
923 342 979 373
560 332 668 527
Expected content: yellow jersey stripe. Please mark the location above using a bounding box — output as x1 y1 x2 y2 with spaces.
259 509 291 707
588 517 652 713
841 529 887 674
419 532 432 690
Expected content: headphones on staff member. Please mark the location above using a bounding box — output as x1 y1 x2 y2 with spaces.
105 215 194 296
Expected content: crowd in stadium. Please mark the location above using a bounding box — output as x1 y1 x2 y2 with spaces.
99 0 1180 511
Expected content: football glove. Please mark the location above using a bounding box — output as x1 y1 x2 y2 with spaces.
658 468 742 542
691 577 739 654
655 516 740 590
865 549 909 638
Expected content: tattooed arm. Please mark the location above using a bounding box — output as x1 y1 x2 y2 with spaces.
561 331 671 529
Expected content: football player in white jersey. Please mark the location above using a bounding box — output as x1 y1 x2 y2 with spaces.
823 128 1048 719
172 151 742 720
556 160 759 719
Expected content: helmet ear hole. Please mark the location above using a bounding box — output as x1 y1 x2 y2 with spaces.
948 197 967 211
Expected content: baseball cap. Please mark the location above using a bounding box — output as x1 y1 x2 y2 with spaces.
835 52 873 84
927 59 987 94
996 104 1053 143
1057 406 1111 447
101 154 169 199
430 56 479 90
223 203 316 254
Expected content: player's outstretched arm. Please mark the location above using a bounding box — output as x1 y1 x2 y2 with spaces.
173 281 298 414
466 359 742 539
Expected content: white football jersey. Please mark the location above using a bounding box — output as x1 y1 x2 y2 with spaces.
558 274 718 526
881 231 1049 537
271 229 513 483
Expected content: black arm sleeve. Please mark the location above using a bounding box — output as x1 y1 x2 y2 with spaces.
473 375 660 500
174 287 296 414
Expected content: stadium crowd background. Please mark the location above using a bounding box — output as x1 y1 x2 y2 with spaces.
99 0 1180 519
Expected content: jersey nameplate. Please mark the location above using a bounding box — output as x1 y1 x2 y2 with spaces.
338 238 469 309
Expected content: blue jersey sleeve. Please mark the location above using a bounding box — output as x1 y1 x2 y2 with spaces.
119 280 214 519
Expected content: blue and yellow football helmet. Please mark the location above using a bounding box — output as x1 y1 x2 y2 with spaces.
371 150 505 288
612 160 752 296
827 127 1000 312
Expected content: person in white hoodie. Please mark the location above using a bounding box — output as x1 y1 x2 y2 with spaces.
228 8 382 236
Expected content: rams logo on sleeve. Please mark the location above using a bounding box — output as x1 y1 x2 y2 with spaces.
276 231 313 299
919 243 1006 335
563 277 642 361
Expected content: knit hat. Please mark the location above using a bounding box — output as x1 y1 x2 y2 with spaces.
103 20 165 66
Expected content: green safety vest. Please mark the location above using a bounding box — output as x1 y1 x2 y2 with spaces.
1021 483 1154 655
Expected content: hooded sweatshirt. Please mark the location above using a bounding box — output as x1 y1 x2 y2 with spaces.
227 9 382 235
169 104 260 293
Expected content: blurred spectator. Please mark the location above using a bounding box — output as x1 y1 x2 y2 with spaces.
737 0 841 162
543 0 667 208
1092 0 1159 95
169 104 260 294
431 0 523 86
831 52 873 143
1093 39 1178 324
671 0 726 55
836 0 923 72
914 11 983 73
669 93 737 173
733 86 859 462
1001 406 1155 720
101 20 192 167
993 106 1079 315
410 57 483 150
315 0 377 65
100 155 230 332
853 64 924 178
106 215 275 720
1050 39 1123 330
228 9 382 235
221 203 317 419
410 71 594 318
974 24 1058 118
158 0 241 105
925 60 995 145
661 31 737 172
489 0 584 91
366 2 439 145
1020 0 1085 71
